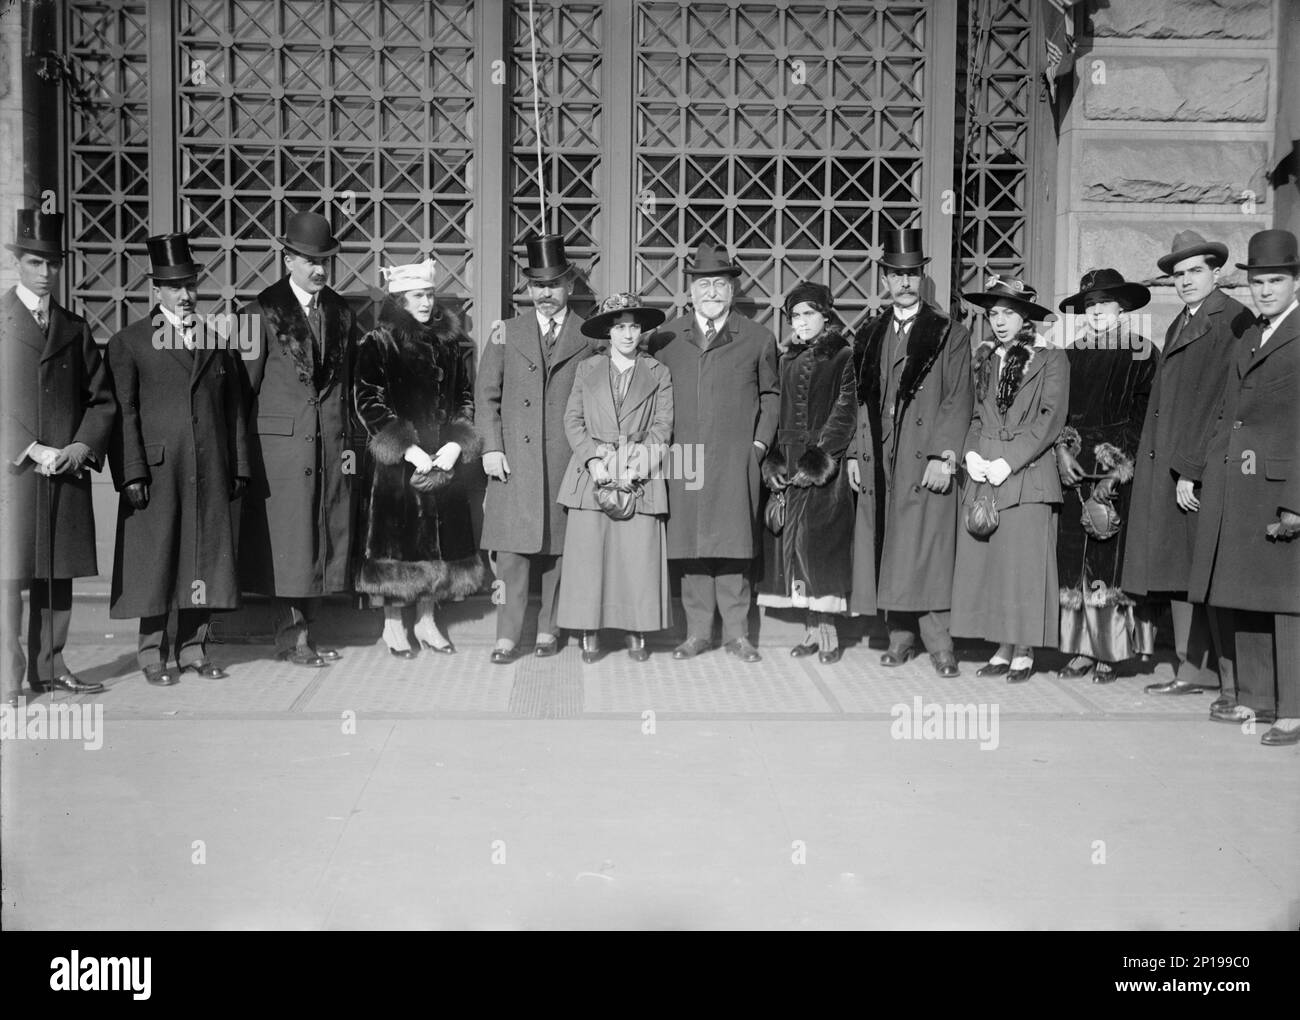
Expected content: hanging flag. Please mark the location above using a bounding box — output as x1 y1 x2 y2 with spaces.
1042 0 1077 104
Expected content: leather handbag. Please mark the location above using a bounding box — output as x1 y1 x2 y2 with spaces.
1080 485 1121 541
594 479 643 521
764 489 787 535
963 483 999 537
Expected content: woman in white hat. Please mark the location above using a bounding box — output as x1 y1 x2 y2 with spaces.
353 260 486 658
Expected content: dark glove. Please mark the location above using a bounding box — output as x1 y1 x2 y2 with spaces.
1091 474 1120 503
1055 443 1084 487
231 476 248 499
1266 509 1300 541
760 452 789 492
50 442 94 476
125 481 149 510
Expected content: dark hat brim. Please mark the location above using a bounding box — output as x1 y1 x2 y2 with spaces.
963 291 1054 322
581 305 666 339
1234 259 1300 271
522 264 575 283
6 241 66 258
150 263 204 282
1058 281 1151 313
684 263 742 277
878 255 931 269
1157 241 1229 275
278 237 341 258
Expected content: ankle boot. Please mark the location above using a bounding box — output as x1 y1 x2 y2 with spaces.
581 630 602 664
625 632 649 662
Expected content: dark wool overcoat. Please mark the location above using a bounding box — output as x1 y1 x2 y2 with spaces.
757 330 857 600
1189 307 1300 613
0 289 115 582
847 302 972 615
1121 287 1253 596
353 300 486 603
239 278 359 597
106 310 249 618
476 309 593 555
652 312 780 560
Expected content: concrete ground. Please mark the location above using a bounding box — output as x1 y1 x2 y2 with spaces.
2 596 1297 930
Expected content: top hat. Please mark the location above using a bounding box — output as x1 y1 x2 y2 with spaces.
683 242 742 278
1157 230 1229 275
279 211 341 258
383 259 437 294
1234 229 1300 272
6 209 65 258
146 233 203 282
783 281 834 316
878 228 930 270
522 234 574 283
1058 267 1151 313
581 292 666 339
963 274 1054 322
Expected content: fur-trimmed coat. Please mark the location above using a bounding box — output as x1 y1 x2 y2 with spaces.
353 300 486 603
238 277 360 597
757 330 857 601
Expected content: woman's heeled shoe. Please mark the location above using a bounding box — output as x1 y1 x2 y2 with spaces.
625 633 649 663
581 630 603 664
817 646 842 664
419 639 456 655
789 641 819 658
1057 657 1095 679
976 660 1010 677
1006 659 1034 683
1092 661 1117 684
382 620 417 659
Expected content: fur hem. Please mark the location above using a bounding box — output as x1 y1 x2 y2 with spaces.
761 449 788 488
356 555 488 603
1060 581 1136 610
369 419 419 465
796 445 837 486
1094 442 1134 484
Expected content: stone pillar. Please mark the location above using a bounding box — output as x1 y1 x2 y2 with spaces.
0 2 24 292
1055 0 1278 338
1274 0 1299 235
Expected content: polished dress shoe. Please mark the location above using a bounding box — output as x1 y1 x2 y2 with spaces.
1006 664 1034 684
975 660 1010 678
1092 662 1117 685
277 648 329 668
30 673 105 694
315 647 343 662
789 641 819 658
1144 679 1207 695
723 638 761 662
143 664 178 686
880 645 918 667
672 636 712 660
490 646 522 665
625 633 650 663
930 652 959 678
1056 659 1094 680
1260 722 1300 746
1209 702 1275 725
580 631 603 664
181 660 229 679
534 636 559 658
817 646 842 664
1208 695 1235 714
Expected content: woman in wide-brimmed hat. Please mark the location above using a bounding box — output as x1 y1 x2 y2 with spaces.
1052 268 1158 683
755 282 857 663
950 276 1069 682
555 293 674 663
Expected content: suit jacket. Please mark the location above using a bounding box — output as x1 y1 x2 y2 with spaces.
476 308 593 554
557 352 673 515
0 288 115 581
1189 304 1300 613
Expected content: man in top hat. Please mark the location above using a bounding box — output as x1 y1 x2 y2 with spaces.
239 211 360 667
653 243 780 662
846 228 973 677
1122 231 1253 696
0 208 115 702
1188 229 1300 745
476 234 593 663
105 233 249 685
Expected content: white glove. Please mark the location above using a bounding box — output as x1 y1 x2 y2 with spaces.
404 445 435 474
964 450 989 483
432 442 461 471
985 458 1012 487
27 442 60 474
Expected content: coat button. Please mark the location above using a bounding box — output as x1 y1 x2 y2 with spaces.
523 399 531 407
1154 410 1159 417
306 435 314 443
305 468 312 476
1232 420 1242 429
915 451 922 458
1224 456 1230 463
529 365 537 372
523 435 531 443
1148 451 1155 459
916 418 923 426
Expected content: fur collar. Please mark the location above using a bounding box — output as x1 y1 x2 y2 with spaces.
258 277 351 389
855 302 952 415
782 326 850 359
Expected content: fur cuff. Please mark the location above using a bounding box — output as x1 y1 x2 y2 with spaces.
761 449 788 488
1056 426 1081 455
357 554 488 603
796 446 837 487
442 419 483 462
369 419 420 466
1094 442 1134 484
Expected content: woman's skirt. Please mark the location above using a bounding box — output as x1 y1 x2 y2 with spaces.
556 509 673 631
951 501 1059 648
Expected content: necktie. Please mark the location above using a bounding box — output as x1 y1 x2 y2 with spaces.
32 305 47 332
703 319 716 348
307 298 323 362
543 318 558 361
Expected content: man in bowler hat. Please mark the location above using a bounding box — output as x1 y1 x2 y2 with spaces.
240 211 359 667
476 234 594 663
105 234 249 685
0 208 115 701
653 243 780 662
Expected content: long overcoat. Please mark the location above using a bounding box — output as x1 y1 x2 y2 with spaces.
106 310 249 618
1121 287 1253 596
239 278 359 597
0 289 115 582
353 300 486 604
476 310 592 555
847 303 972 615
1189 307 1300 613
652 312 780 560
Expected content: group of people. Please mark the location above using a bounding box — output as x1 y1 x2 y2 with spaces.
2 207 1297 746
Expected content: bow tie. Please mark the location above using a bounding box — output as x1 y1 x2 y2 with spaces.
1258 314 1271 328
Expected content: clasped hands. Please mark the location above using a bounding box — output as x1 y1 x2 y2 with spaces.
28 441 93 478
964 451 1011 487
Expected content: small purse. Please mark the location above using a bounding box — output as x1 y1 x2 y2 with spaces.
764 489 787 535
1080 485 1121 540
964 483 999 537
594 480 643 521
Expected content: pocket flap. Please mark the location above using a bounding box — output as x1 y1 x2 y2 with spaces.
1264 458 1290 481
145 443 164 465
257 415 295 436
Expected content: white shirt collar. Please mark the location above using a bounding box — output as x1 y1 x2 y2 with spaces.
1261 299 1299 346
15 283 48 315
536 307 567 332
160 305 189 331
695 310 728 335
893 303 920 323
289 277 317 309
1184 300 1205 319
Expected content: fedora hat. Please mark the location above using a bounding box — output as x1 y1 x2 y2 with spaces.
783 281 834 316
683 242 741 278
1058 267 1151 313
6 209 65 258
522 233 574 283
146 233 203 282
581 292 666 339
279 211 341 258
878 227 930 270
1157 230 1229 276
1234 229 1300 272
963 274 1054 322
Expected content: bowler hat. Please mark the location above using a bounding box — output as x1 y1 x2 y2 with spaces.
279 211 341 258
6 209 65 258
1234 229 1300 272
522 234 574 283
878 228 930 269
962 274 1054 322
146 233 203 282
683 242 742 278
783 281 834 316
1157 230 1229 276
581 292 666 339
1058 267 1151 313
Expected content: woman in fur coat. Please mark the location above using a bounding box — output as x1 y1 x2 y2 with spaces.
353 260 486 657
757 283 858 663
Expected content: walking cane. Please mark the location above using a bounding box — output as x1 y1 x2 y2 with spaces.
44 468 59 703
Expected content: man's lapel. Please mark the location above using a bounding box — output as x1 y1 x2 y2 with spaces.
1245 306 1299 375
548 312 588 373
2 289 49 355
508 313 542 371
